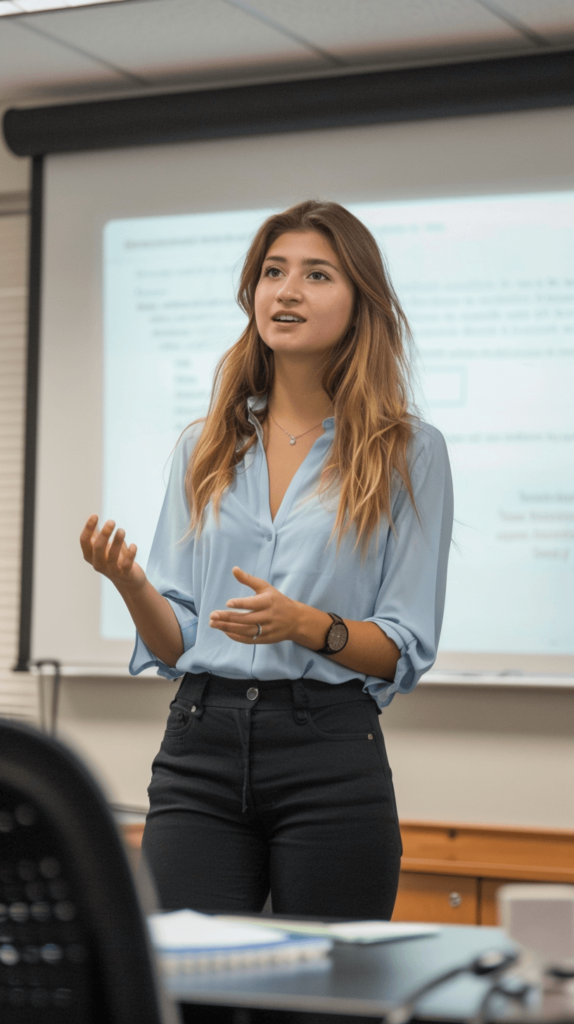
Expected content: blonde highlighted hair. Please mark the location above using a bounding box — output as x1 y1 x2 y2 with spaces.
185 199 415 553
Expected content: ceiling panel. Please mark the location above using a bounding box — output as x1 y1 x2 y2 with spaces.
2 0 572 107
489 0 574 43
237 0 532 65
21 0 330 86
0 17 130 98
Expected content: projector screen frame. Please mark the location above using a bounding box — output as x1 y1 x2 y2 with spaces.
4 49 574 159
7 48 574 677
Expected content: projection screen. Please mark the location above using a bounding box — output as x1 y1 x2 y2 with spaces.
32 104 574 678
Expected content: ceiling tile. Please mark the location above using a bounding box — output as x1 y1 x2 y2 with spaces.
485 0 574 43
237 0 532 65
22 0 330 86
0 17 129 98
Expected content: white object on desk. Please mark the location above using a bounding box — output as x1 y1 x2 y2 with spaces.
148 910 333 975
216 916 440 944
498 884 574 970
328 921 440 943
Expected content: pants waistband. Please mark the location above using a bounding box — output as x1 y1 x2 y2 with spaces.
176 672 374 711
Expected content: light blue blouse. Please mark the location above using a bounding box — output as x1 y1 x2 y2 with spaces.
130 396 453 708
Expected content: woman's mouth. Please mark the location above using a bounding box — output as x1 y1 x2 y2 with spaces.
272 314 306 323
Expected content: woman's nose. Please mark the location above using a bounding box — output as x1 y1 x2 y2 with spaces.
276 275 302 301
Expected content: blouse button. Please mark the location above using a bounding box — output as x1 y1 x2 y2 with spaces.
266 534 272 542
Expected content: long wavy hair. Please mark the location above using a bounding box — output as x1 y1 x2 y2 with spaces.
185 199 416 553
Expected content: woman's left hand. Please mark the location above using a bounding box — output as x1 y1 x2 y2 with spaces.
209 566 300 645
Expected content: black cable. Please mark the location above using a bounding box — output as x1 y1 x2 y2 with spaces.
385 948 523 1024
470 970 533 1024
547 966 574 981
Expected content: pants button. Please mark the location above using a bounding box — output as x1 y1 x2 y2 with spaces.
247 687 259 701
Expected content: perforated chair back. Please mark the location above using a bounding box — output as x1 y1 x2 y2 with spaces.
0 718 179 1024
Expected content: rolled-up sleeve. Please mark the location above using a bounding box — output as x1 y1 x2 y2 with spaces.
363 424 453 708
129 425 201 679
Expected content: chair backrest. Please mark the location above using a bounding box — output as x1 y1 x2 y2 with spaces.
0 718 180 1024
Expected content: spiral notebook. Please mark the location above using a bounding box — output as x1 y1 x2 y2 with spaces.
148 909 333 975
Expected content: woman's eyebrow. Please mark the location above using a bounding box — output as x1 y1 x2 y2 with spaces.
302 257 338 271
263 254 338 271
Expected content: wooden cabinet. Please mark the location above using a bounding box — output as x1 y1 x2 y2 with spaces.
123 823 145 853
478 879 510 926
394 874 519 927
392 821 574 927
394 872 478 925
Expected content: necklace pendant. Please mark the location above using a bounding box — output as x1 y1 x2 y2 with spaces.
289 437 296 445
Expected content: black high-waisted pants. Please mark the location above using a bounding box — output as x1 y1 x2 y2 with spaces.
141 671 402 919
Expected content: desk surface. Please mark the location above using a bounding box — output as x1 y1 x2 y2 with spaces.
165 925 520 1019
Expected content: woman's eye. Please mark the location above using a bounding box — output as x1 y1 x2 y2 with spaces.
264 267 282 278
309 271 328 281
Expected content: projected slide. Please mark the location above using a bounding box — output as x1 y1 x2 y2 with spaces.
102 209 270 638
357 194 574 656
102 194 574 655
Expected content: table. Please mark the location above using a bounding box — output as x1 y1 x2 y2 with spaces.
165 925 526 1022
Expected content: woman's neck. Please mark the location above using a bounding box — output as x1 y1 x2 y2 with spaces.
268 367 334 430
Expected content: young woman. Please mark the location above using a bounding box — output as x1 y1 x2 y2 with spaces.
80 200 453 920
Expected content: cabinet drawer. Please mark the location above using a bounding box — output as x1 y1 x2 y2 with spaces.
479 878 507 926
393 872 478 924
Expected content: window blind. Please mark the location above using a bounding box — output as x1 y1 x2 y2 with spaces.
0 202 36 718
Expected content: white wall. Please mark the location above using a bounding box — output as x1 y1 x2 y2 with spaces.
1 99 573 826
384 682 574 828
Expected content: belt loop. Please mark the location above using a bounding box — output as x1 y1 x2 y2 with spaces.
189 671 210 719
291 679 309 724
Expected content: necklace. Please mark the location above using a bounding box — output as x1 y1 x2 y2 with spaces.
268 409 325 445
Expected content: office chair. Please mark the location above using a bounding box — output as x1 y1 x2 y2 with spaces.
0 718 180 1024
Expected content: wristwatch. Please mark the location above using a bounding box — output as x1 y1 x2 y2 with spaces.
316 612 349 656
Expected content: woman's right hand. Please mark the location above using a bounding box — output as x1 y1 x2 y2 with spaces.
80 515 146 592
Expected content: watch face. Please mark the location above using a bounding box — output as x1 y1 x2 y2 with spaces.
328 622 348 651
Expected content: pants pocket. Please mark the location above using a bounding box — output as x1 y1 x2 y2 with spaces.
155 698 198 757
365 704 402 843
305 700 375 741
164 697 194 736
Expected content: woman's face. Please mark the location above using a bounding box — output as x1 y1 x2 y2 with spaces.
255 230 355 360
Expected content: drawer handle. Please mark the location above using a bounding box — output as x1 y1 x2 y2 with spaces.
449 892 462 908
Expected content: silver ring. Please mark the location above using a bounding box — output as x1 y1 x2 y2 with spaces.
254 622 262 639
